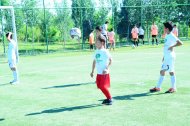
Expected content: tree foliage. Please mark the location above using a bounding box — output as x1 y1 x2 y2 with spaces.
1 0 190 45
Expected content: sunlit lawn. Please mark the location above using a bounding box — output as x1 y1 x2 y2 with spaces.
0 42 189 126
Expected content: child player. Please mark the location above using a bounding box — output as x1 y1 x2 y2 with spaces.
131 25 139 47
6 32 19 84
150 22 183 93
151 22 158 45
90 35 113 105
107 28 115 51
172 24 178 37
138 26 145 45
89 30 95 50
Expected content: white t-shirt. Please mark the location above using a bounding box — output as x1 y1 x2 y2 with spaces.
94 49 112 74
138 27 144 35
163 33 179 58
101 24 108 36
8 40 18 63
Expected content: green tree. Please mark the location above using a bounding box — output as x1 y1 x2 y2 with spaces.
71 0 95 42
54 0 74 47
20 0 37 43
71 0 81 27
0 0 10 6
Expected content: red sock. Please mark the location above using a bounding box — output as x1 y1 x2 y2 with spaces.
100 87 112 99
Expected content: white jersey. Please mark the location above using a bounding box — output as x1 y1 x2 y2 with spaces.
101 24 108 36
70 28 81 37
163 33 179 59
8 40 18 63
94 49 112 74
138 27 144 35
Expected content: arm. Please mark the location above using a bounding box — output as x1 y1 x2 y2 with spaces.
103 58 112 74
8 32 12 41
90 60 96 78
168 40 183 51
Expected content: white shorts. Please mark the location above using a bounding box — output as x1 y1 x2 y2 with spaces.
161 57 175 72
9 60 16 68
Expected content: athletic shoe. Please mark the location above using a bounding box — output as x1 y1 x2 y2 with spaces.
10 80 19 85
102 99 108 104
106 99 113 105
102 99 113 105
165 88 176 93
149 87 160 92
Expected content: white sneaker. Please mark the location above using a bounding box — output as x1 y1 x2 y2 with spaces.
10 80 19 85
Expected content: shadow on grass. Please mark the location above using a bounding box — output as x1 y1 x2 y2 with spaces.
113 92 165 100
42 82 95 89
0 83 10 87
25 104 101 116
0 118 5 121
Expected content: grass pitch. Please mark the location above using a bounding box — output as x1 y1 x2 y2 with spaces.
0 42 190 126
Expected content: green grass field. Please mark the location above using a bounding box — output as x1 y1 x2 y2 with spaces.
0 42 190 126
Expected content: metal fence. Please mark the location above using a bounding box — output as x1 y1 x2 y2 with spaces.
0 0 190 55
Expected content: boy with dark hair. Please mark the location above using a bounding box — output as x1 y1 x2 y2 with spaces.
150 22 183 93
90 35 113 105
172 24 178 37
151 22 158 45
101 21 109 48
6 32 19 84
107 28 115 50
89 30 94 50
131 25 139 47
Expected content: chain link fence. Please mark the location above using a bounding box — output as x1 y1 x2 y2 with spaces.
0 0 190 55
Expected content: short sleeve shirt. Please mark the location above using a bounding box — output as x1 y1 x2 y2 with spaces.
93 49 112 74
163 33 179 58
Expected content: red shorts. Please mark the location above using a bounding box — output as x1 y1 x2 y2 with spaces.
96 74 110 89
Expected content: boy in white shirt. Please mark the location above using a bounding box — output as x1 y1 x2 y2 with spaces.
6 32 19 84
101 21 109 49
150 22 183 93
138 26 145 45
90 35 113 105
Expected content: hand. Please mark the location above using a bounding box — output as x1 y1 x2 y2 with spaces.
90 72 94 78
103 69 108 74
168 46 173 51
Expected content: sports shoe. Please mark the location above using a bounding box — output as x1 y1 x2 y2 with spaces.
102 99 113 105
10 80 19 85
149 87 160 93
165 88 176 93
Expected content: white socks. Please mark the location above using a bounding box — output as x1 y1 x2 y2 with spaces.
170 75 176 90
156 75 176 90
156 76 164 88
13 70 18 81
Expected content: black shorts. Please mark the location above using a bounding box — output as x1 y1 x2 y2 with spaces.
152 35 157 38
139 35 144 39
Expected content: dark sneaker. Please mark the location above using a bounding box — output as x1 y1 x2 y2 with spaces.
102 99 107 104
10 80 19 85
106 99 113 105
102 99 113 105
150 87 160 93
165 88 176 93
